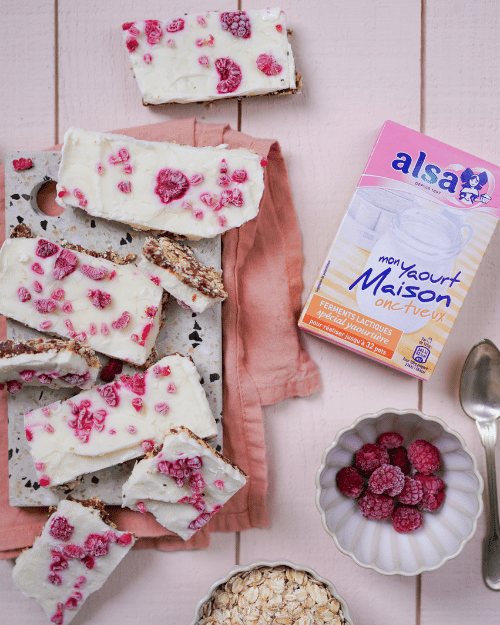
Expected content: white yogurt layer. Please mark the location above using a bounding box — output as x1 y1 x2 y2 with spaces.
122 427 247 540
0 236 163 365
56 127 265 238
122 8 297 104
0 342 99 391
12 499 135 625
24 354 218 487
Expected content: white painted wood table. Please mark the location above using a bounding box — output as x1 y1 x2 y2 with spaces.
1 1 500 623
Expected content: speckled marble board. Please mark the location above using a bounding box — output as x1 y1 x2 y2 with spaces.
5 151 223 506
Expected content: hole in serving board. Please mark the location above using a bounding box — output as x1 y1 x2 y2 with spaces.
33 180 65 216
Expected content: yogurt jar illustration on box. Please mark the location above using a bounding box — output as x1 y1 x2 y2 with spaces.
353 202 473 333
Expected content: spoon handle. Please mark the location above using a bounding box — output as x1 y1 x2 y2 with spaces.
477 421 500 590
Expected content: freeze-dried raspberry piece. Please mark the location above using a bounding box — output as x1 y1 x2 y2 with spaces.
83 533 109 557
358 490 394 520
220 11 251 39
407 439 441 475
256 53 283 76
145 20 163 45
80 264 108 280
97 383 120 407
398 476 424 505
420 489 446 512
377 431 404 449
166 18 185 33
368 463 405 496
355 443 390 475
36 238 59 258
111 311 131 330
34 298 57 314
388 445 411 475
49 515 74 541
392 505 423 533
18 286 31 302
232 170 247 183
335 466 364 498
414 472 445 494
53 249 78 280
120 372 146 395
100 359 123 383
155 168 190 204
87 289 112 309
13 157 33 171
215 57 243 94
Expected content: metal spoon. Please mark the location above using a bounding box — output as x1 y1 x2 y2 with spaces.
460 338 500 590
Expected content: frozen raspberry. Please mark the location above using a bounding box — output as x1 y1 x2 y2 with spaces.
355 443 390 475
51 288 65 300
217 174 231 187
74 576 87 589
97 383 120 407
61 372 90 386
143 53 152 64
377 431 404 449
122 22 134 30
117 532 133 546
189 472 206 494
87 289 112 309
62 302 73 314
398 476 424 505
36 238 59 258
154 402 169 414
256 53 283 76
198 55 209 67
100 359 123 382
232 170 247 183
120 372 146 395
414 472 445 494
33 280 43 293
65 592 83 610
215 57 242 94
197 15 207 27
166 18 185 33
18 286 31 302
31 262 44 274
13 157 33 171
153 365 171 377
82 554 95 569
48 572 63 586
49 516 74 541
220 11 251 39
190 173 204 185
392 506 423 533
388 446 411 475
368 463 405 496
407 439 441 474
132 398 143 412
34 298 57 314
80 264 108 280
111 311 131 330
7 380 23 394
145 20 163 45
126 37 139 53
420 489 446 512
52 249 78 280
155 168 190 204
83 533 109 557
358 491 394 520
335 466 364 498
50 550 69 571
62 544 85 559
118 181 132 193
19 370 35 381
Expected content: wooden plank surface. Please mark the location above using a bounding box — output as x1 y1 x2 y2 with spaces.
1 1 500 624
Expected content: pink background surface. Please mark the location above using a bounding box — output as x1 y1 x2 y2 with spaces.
1 2 500 624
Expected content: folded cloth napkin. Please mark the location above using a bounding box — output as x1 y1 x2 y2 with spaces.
0 118 321 558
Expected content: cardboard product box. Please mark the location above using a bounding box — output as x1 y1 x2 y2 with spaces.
299 121 500 380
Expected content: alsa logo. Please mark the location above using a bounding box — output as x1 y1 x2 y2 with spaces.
391 151 493 207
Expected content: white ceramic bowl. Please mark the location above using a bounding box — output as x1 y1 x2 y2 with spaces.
190 560 353 625
316 408 484 576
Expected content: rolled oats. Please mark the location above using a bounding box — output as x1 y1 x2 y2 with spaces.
196 565 348 625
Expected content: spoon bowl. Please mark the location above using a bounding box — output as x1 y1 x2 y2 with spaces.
460 338 500 591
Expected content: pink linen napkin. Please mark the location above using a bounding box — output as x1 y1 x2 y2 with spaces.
0 118 321 557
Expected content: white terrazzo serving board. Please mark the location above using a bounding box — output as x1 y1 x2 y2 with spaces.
5 151 223 506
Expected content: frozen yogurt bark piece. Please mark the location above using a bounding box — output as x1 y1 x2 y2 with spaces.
122 426 247 540
121 8 299 104
0 226 163 365
24 354 218 487
55 127 265 238
138 236 227 313
0 338 100 392
12 498 134 625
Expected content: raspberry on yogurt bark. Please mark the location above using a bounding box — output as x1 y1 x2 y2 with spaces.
121 9 299 104
0 227 163 366
55 127 265 238
122 426 247 540
138 236 227 313
24 354 218 487
12 498 135 625
0 338 100 393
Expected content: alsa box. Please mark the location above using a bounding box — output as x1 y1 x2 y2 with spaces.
299 121 500 380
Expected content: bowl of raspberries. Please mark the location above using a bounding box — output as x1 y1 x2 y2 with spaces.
316 408 483 575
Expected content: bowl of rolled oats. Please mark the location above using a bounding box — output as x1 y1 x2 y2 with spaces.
190 560 353 625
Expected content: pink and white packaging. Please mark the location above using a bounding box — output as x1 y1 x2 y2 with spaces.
24 354 218 487
300 121 500 380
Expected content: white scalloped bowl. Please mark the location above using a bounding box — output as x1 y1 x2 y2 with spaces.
316 408 484 576
190 560 353 625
